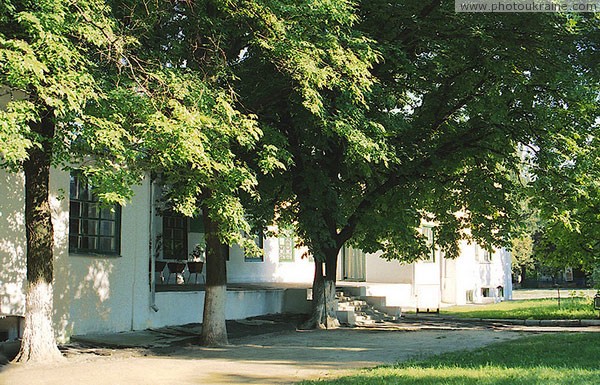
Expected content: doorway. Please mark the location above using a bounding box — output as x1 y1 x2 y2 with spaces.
342 245 366 281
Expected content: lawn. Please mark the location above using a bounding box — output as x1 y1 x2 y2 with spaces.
299 333 600 385
441 297 599 320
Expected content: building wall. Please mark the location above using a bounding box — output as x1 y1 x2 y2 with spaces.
226 239 314 284
51 169 151 341
447 241 513 305
1 167 513 341
0 170 27 319
364 251 413 284
0 169 314 342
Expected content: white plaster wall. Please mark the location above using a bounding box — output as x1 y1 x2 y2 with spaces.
52 169 151 342
226 238 314 284
365 251 413 284
225 290 285 319
414 260 440 286
0 170 26 317
363 283 413 307
441 257 457 304
148 291 205 327
135 289 297 329
450 242 513 305
452 242 480 305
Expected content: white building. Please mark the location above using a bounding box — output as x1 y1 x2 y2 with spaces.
0 169 511 342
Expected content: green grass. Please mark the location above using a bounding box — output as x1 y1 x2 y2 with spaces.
441 297 599 320
299 333 600 385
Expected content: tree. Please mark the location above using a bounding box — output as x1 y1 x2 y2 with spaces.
240 2 600 327
531 136 600 273
520 14 600 277
233 0 379 328
0 0 134 362
107 0 278 346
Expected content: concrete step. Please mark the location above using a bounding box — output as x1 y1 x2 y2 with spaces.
354 315 379 326
336 292 402 326
337 305 368 312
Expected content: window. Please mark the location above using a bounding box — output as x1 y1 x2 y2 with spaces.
421 226 435 262
162 213 188 260
245 231 264 262
69 174 121 255
342 245 366 281
278 236 294 262
475 245 492 263
481 287 491 297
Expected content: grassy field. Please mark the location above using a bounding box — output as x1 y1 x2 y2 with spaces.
441 297 599 320
299 333 600 385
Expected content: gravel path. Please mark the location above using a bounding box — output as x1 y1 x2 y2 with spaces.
0 322 525 385
5 311 600 385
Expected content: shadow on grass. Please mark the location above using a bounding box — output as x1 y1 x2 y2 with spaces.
300 333 600 385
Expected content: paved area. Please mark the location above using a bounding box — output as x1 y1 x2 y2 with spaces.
3 314 600 385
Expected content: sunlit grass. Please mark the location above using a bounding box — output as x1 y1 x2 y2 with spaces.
299 333 600 385
442 297 599 320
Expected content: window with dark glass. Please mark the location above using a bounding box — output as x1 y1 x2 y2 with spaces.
162 213 188 260
69 174 121 255
245 231 264 262
422 226 435 262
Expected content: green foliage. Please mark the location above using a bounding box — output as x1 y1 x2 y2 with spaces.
100 0 290 249
299 333 600 385
531 130 600 271
244 2 600 265
0 0 138 192
2 0 598 271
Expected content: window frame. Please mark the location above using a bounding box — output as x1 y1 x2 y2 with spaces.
421 225 436 263
278 236 295 262
162 212 189 260
244 231 265 262
475 245 493 263
68 173 122 256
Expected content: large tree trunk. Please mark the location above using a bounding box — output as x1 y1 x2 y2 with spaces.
15 112 63 363
199 206 228 346
301 250 340 329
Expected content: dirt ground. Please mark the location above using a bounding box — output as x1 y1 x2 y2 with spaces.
0 316 546 385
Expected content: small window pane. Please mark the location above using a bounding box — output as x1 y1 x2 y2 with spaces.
100 221 115 236
70 176 78 199
69 202 80 218
99 237 115 252
86 203 99 218
69 235 79 248
82 220 99 236
69 220 80 236
101 207 116 220
78 183 89 201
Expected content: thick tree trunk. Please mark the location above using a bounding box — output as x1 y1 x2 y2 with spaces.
15 112 63 363
199 206 228 346
301 250 340 329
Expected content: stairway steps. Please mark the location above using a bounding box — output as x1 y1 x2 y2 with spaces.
336 291 401 326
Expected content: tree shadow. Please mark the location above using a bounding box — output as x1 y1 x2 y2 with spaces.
0 171 26 333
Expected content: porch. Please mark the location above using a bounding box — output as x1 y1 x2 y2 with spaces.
147 282 313 330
